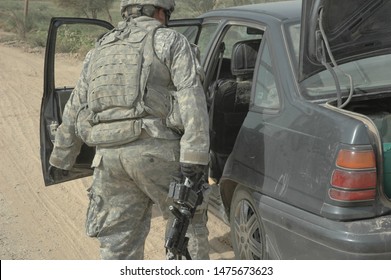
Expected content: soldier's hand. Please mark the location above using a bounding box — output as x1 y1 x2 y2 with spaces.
48 165 69 182
180 163 205 180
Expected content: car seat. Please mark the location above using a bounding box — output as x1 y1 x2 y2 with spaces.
209 39 261 180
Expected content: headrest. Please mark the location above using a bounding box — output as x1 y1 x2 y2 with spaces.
231 39 261 77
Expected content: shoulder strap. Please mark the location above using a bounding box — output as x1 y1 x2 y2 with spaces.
139 27 160 105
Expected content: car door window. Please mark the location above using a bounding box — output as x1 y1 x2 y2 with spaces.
169 20 219 64
206 25 263 85
170 25 199 44
196 23 219 62
221 25 262 59
54 23 109 91
254 42 280 109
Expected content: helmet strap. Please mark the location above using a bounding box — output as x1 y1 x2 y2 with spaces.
164 9 171 23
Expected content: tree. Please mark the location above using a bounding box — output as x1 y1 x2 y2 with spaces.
174 0 279 17
24 0 29 23
56 0 115 21
185 0 218 15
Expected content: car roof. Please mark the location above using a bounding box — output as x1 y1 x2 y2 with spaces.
201 0 302 22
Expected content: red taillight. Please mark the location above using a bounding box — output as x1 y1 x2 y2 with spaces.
331 169 376 189
336 149 376 169
329 189 376 201
330 148 377 202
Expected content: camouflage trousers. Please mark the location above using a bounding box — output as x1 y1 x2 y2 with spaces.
85 134 210 260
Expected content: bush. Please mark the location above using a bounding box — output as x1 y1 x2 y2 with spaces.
0 0 280 56
26 29 47 47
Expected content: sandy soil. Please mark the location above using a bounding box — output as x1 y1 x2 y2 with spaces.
0 34 234 260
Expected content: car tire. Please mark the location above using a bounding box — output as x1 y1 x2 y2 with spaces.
230 186 266 260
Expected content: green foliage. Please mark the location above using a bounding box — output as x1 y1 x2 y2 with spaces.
173 0 280 18
55 24 108 57
0 1 55 39
177 0 218 16
26 29 48 47
0 0 117 51
55 0 115 20
0 0 284 54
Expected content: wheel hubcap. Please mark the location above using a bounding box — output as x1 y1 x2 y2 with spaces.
233 199 263 259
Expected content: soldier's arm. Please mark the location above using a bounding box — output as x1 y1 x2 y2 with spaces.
166 32 210 165
49 51 93 170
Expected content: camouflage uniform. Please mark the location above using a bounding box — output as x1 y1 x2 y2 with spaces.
49 16 210 259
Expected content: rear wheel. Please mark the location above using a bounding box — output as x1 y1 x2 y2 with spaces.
230 187 266 259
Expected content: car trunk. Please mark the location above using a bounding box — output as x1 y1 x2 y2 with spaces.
327 95 391 200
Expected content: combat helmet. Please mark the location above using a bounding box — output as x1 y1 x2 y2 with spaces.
120 0 175 15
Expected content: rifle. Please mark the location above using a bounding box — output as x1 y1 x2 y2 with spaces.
165 176 204 260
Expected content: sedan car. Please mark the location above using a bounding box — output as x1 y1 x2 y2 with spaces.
40 0 391 259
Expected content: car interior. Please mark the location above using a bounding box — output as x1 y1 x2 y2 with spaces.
209 38 261 181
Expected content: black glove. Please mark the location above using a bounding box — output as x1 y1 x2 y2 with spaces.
180 163 205 180
48 165 69 182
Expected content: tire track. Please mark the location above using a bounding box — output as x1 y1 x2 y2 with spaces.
0 42 233 260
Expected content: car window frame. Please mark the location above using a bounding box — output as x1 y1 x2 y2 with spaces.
201 19 266 96
250 29 283 114
251 35 282 112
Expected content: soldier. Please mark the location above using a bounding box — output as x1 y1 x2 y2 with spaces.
49 0 210 260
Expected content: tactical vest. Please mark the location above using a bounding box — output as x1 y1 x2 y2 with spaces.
76 21 176 147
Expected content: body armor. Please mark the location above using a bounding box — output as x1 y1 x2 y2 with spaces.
76 21 175 147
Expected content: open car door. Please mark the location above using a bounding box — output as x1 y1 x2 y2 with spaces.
40 17 203 186
167 18 203 44
40 17 114 186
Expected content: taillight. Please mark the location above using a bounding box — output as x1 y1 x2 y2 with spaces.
336 149 376 169
330 148 377 202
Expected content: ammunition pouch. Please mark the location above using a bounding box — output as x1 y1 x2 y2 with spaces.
75 105 142 147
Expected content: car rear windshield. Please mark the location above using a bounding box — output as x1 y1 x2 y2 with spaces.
286 23 391 101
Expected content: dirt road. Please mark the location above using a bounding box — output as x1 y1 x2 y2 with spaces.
0 38 233 260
